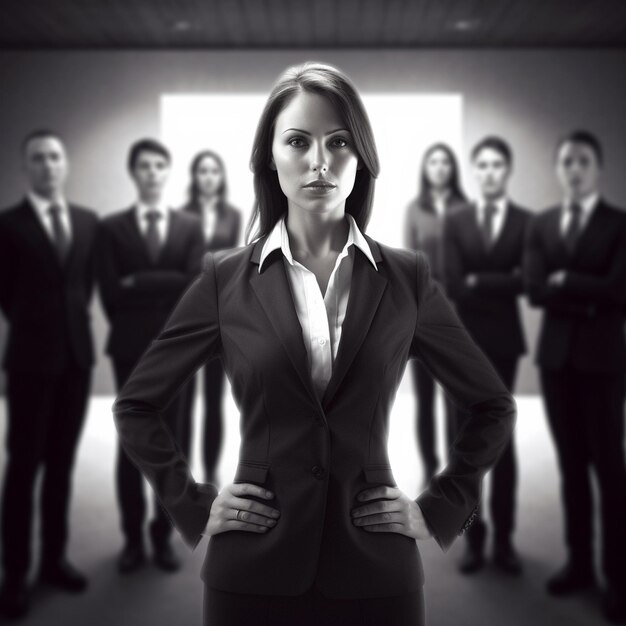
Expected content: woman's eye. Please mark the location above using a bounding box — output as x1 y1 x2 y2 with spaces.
288 137 306 148
330 137 348 148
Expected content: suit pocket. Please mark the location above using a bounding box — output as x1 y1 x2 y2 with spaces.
233 460 270 485
362 464 397 486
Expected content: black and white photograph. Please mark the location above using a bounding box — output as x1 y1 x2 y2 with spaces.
1 2 625 624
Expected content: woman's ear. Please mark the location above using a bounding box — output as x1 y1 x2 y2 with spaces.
357 159 363 171
269 156 277 171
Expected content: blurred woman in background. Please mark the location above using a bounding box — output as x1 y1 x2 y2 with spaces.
404 143 467 485
181 150 241 485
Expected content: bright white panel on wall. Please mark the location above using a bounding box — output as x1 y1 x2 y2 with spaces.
161 93 462 247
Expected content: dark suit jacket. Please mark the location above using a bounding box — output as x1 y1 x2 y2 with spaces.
95 207 204 364
443 201 531 360
181 200 241 252
404 195 466 282
0 198 98 373
523 198 626 373
112 234 515 598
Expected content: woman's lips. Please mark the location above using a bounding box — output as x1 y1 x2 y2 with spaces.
303 181 337 194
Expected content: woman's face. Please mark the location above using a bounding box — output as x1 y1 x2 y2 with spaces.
424 149 453 190
271 90 360 219
195 155 223 197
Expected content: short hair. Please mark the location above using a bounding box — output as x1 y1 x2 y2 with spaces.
556 130 603 166
245 61 379 245
21 128 64 155
471 136 513 166
127 138 171 171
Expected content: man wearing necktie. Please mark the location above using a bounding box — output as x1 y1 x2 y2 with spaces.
443 136 530 576
0 130 99 619
96 139 204 576
524 130 626 624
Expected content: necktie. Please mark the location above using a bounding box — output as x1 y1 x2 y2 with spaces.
564 202 582 253
482 203 497 247
48 204 70 264
145 209 162 263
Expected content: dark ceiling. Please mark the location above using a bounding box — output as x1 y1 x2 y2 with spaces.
2 0 626 49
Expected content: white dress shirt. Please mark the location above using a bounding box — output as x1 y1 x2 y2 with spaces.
475 195 508 242
27 190 72 241
430 191 449 216
259 213 378 401
559 192 599 235
135 201 170 242
201 201 219 241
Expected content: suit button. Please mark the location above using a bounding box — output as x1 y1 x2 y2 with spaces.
311 465 326 479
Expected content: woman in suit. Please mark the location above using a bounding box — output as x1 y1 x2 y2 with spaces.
179 150 242 486
404 144 468 484
113 62 516 626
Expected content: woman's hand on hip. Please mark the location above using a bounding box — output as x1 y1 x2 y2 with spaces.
204 483 281 537
351 486 433 541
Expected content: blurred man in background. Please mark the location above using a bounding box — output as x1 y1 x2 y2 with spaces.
443 136 529 577
96 139 204 576
524 130 626 624
0 130 98 619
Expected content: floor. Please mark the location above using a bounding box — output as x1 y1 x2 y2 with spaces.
0 387 612 625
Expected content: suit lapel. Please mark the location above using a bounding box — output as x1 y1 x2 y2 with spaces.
568 200 606 261
62 205 84 272
249 239 322 410
321 243 387 409
20 199 64 276
248 231 388 414
488 202 516 259
158 209 181 264
466 205 488 257
124 207 153 265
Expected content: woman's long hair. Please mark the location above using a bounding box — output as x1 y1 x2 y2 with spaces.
186 149 228 214
245 62 380 244
416 143 466 211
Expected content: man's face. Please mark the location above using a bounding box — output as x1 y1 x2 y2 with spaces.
556 141 601 200
23 136 68 197
472 147 511 200
130 151 170 199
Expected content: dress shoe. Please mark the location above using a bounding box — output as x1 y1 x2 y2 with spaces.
0 579 30 620
546 562 595 596
118 542 146 574
493 542 523 575
152 541 181 572
38 559 88 592
458 544 485 574
603 585 626 623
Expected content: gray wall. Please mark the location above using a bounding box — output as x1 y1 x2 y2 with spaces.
1 48 626 395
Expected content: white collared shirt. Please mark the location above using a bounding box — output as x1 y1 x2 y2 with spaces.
201 202 218 241
560 192 599 235
476 195 508 242
135 200 170 242
259 213 378 401
430 190 449 216
27 190 72 242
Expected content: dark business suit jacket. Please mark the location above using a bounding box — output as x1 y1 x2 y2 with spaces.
0 198 98 372
404 195 467 282
95 207 204 364
182 200 241 252
523 198 626 372
443 201 531 360
112 234 516 598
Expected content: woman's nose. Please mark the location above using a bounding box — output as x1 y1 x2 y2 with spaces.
310 145 329 173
